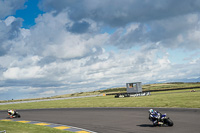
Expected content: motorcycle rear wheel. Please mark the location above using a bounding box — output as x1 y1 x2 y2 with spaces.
16 114 21 118
166 118 173 126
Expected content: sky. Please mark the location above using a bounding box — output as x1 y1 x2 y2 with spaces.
0 0 200 100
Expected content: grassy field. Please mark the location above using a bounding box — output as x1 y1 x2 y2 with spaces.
0 83 199 133
0 90 199 110
151 88 200 94
0 121 73 133
142 82 200 91
1 82 199 103
103 82 200 93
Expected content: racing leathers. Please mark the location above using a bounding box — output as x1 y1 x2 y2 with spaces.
149 110 161 125
8 109 17 118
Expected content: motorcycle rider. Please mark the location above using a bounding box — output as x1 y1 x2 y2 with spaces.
148 109 162 126
8 109 17 118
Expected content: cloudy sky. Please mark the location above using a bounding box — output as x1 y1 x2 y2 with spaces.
0 0 200 100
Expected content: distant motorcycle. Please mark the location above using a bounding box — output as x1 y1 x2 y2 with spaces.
8 110 21 118
149 113 173 126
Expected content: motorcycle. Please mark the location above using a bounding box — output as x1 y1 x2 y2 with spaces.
149 113 173 126
8 110 21 118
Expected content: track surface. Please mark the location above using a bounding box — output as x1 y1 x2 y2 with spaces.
0 108 200 133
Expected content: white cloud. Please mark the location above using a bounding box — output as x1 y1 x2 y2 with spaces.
0 0 26 19
1 1 200 100
39 90 55 96
3 66 43 80
39 0 200 26
109 13 200 50
19 87 42 93
157 56 171 69
11 12 109 60
0 87 10 94
4 16 16 26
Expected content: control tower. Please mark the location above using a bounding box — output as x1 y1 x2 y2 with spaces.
126 82 142 93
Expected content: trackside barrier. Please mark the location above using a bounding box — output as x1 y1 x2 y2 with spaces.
114 92 151 98
130 92 151 97
0 130 6 133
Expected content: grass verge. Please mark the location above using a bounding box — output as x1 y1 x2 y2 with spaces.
0 121 73 133
1 82 199 103
0 91 199 110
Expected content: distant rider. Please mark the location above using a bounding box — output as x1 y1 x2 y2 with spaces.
148 109 162 126
8 109 17 118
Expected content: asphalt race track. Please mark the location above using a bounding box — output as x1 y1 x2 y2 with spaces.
0 108 200 133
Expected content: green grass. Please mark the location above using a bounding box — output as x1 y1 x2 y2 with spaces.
0 91 200 110
142 82 200 91
0 86 199 133
152 88 200 94
0 121 73 133
1 82 199 103
1 83 199 133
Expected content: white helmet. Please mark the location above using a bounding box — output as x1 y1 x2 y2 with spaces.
8 109 12 113
149 109 154 113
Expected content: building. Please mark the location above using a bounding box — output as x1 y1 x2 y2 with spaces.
126 82 142 93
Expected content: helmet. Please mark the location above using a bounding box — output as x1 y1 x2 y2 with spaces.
149 109 154 113
8 109 13 115
8 109 12 113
